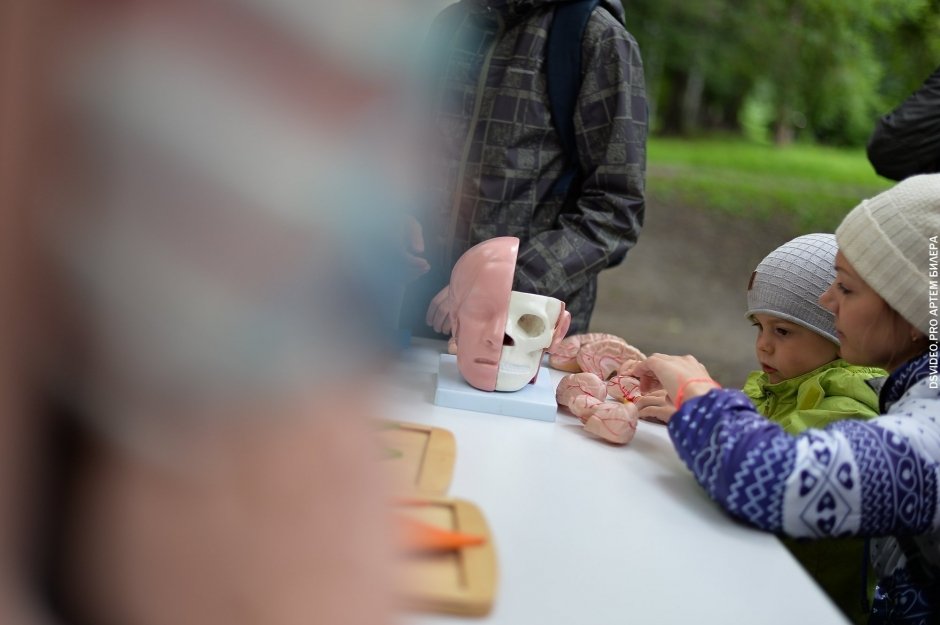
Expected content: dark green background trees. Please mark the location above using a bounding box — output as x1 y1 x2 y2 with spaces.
628 0 940 146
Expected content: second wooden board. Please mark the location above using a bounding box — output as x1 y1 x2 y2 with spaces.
380 421 456 496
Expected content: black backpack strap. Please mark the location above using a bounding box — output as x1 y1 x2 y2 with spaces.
546 0 601 196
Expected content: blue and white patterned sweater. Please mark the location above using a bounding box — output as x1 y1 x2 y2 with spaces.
669 353 940 623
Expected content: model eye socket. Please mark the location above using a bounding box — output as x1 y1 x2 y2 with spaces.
517 314 546 337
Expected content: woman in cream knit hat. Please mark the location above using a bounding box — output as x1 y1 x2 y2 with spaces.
629 174 940 624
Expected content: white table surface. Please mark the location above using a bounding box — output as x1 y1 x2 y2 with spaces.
390 340 849 625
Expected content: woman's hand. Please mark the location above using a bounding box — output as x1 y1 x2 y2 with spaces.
633 389 672 424
625 354 718 421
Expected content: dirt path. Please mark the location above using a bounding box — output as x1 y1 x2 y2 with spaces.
592 198 801 388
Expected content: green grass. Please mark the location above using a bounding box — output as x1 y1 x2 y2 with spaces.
647 137 893 231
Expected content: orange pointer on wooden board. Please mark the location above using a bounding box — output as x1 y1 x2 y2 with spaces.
399 515 486 553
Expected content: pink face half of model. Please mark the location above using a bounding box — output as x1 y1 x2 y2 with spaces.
449 237 518 391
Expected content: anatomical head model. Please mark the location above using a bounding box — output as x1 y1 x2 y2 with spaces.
448 237 570 392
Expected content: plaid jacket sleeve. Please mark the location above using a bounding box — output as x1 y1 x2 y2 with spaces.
514 10 647 300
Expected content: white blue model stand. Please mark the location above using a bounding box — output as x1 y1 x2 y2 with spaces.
434 354 557 422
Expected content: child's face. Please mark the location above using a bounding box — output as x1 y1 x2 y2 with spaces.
751 314 839 383
819 251 920 371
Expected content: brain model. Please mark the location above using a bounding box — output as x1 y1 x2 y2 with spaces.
548 333 646 379
552 333 649 445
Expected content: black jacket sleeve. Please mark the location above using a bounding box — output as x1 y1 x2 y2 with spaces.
867 66 940 181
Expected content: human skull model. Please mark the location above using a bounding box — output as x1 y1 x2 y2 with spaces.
496 291 564 391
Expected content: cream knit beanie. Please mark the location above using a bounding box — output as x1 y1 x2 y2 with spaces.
746 234 839 344
836 174 940 335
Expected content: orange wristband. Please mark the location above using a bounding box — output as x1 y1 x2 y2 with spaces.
673 377 721 409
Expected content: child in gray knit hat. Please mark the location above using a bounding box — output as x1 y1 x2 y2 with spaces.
636 233 884 432
742 233 884 434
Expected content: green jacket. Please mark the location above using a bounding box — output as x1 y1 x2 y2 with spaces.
744 359 885 625
742 359 884 433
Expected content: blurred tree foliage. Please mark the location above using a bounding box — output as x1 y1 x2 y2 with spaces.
627 0 940 145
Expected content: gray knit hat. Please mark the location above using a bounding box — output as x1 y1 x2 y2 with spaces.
746 233 839 344
836 174 940 335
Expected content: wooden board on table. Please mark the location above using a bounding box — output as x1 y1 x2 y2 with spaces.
397 497 498 617
380 421 456 496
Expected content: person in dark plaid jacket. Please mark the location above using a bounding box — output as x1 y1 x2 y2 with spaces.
403 0 647 337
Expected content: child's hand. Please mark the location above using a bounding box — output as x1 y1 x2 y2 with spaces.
633 389 672 424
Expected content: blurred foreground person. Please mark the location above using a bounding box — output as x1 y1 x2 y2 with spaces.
1 1 433 623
